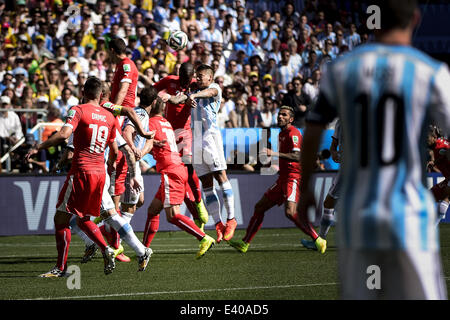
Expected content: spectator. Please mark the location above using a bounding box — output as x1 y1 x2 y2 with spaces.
274 49 296 89
229 98 248 128
0 96 23 158
282 76 312 128
246 96 263 128
302 69 321 102
261 97 276 128
41 107 63 142
52 87 79 118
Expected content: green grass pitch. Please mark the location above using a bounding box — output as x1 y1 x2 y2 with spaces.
0 225 449 300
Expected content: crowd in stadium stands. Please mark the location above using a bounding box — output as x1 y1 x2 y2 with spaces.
0 0 381 173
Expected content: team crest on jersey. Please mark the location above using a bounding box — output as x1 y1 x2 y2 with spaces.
123 64 131 72
66 108 76 119
103 102 113 109
293 136 299 143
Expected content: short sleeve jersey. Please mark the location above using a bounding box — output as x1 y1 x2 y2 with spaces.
153 75 196 131
110 57 139 109
64 104 117 174
278 125 302 178
148 115 183 172
434 138 450 178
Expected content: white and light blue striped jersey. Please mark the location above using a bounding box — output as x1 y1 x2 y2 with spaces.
191 82 222 136
307 43 450 251
122 107 149 150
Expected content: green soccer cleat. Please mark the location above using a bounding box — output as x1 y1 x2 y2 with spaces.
196 235 215 259
300 239 317 251
93 216 103 224
194 218 205 232
195 199 209 224
315 237 327 254
228 239 249 253
113 244 124 258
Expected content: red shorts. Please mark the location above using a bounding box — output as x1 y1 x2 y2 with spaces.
155 165 189 208
114 150 128 196
56 171 105 217
264 176 300 206
431 178 450 201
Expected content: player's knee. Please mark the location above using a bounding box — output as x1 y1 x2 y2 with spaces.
284 207 296 219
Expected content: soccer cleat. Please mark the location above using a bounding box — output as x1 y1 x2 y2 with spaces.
215 222 226 243
228 239 249 253
138 247 153 272
39 266 67 278
223 218 237 241
315 237 327 254
81 243 98 263
195 200 209 224
116 253 131 262
196 235 215 259
300 239 317 251
194 218 205 232
103 246 116 275
93 216 103 224
113 244 124 258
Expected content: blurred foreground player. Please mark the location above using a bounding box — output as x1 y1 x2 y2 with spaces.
228 106 326 253
297 0 449 299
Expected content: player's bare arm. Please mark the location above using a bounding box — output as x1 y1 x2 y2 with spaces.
121 106 155 140
122 124 142 160
262 148 301 162
107 139 119 171
113 81 130 107
25 125 73 161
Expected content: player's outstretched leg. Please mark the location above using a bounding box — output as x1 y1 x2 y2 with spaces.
143 198 162 247
68 216 98 263
292 210 326 254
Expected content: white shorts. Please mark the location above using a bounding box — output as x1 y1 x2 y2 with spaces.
339 248 447 300
328 169 342 199
121 161 144 205
100 172 115 213
192 131 227 177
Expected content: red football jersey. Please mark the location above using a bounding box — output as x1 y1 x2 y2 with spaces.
434 138 450 178
148 115 183 172
278 125 302 178
65 103 117 174
110 57 138 109
153 75 195 131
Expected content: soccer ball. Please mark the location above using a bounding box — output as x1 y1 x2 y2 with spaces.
167 30 189 51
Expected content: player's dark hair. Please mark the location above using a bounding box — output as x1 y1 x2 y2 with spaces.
109 37 127 55
151 97 165 115
83 77 103 100
139 86 158 107
196 64 214 76
372 0 418 30
179 62 194 84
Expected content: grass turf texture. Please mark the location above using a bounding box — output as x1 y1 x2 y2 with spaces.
0 225 449 300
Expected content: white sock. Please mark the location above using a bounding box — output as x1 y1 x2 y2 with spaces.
69 216 94 246
437 201 449 226
204 187 222 224
220 180 235 220
319 208 334 239
104 214 145 256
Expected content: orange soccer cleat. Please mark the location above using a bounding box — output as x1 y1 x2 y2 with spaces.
223 218 237 241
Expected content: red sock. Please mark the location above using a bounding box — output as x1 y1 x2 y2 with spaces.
187 165 202 203
170 214 205 240
55 223 71 271
143 214 160 247
77 218 107 252
290 212 318 240
99 224 120 249
243 211 264 243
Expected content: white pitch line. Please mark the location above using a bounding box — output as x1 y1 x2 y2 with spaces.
24 282 339 300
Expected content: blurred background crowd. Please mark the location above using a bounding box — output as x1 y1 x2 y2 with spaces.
0 0 426 173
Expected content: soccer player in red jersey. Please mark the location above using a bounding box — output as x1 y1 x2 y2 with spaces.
228 106 326 253
26 77 122 276
427 125 450 225
142 98 215 259
154 62 209 230
108 38 140 212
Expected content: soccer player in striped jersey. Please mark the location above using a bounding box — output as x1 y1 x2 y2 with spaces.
173 64 237 243
301 119 343 251
297 0 449 299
